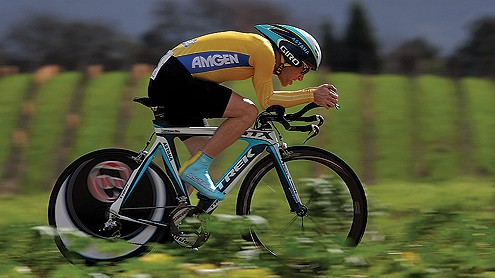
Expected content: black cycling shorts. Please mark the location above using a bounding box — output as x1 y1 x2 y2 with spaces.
148 55 232 128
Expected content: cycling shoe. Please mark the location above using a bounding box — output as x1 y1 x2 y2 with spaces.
179 152 225 200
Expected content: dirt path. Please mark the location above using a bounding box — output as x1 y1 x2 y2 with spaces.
113 75 137 147
1 81 38 193
49 75 90 189
455 78 475 175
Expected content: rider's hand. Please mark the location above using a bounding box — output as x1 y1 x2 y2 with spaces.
313 84 339 109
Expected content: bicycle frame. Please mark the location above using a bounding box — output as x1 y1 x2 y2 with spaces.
108 122 304 226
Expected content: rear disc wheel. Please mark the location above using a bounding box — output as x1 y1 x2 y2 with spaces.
48 149 174 262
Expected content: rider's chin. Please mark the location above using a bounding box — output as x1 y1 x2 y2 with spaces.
279 77 290 87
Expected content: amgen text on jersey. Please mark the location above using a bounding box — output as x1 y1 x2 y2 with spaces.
192 53 240 68
179 51 250 73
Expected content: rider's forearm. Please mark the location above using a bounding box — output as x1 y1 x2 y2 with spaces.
264 88 315 108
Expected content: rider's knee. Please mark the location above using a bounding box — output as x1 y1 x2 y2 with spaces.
242 100 259 122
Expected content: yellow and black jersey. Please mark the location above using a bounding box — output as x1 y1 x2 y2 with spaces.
172 31 314 109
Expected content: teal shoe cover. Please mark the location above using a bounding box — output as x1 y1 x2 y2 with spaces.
179 151 225 200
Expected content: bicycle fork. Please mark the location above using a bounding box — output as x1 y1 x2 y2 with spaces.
266 146 307 216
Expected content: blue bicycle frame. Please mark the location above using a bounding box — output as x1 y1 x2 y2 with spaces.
109 122 304 225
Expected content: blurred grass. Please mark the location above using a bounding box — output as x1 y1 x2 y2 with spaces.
0 194 47 226
417 75 461 180
463 77 495 176
373 75 414 181
325 73 364 174
1 179 494 276
24 72 82 192
2 179 493 238
367 179 495 235
71 72 129 159
0 74 32 173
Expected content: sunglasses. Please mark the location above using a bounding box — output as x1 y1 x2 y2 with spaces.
301 62 311 75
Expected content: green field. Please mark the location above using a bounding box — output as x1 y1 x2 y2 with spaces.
71 72 129 159
0 71 494 276
1 71 494 193
24 72 82 191
0 74 32 176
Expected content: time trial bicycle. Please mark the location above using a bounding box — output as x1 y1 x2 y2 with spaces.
48 97 367 263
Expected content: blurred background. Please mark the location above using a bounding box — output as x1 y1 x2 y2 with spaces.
0 0 494 75
0 1 495 276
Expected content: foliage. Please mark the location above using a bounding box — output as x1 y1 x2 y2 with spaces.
453 16 495 77
387 38 440 75
320 2 381 73
340 2 381 73
320 21 345 71
5 15 137 71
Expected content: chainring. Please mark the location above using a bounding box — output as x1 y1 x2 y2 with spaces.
169 205 210 248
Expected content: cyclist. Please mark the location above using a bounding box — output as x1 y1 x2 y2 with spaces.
148 24 339 200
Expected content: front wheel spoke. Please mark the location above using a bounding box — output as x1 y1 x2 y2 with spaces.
306 214 330 236
304 192 320 207
280 215 299 234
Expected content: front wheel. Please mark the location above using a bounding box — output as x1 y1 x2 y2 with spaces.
236 146 367 256
48 149 175 262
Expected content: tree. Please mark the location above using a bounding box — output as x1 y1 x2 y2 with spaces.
0 43 7 65
387 38 439 75
341 2 380 73
453 16 495 77
320 21 344 71
5 14 137 71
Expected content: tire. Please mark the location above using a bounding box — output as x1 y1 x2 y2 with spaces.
236 146 367 256
48 149 176 262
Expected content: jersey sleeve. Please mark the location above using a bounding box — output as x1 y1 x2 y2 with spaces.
250 42 315 110
267 88 315 108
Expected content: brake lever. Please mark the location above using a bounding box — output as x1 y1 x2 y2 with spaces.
316 115 324 126
303 124 320 144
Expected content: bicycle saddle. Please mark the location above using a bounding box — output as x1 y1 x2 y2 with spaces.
133 97 167 119
133 97 157 108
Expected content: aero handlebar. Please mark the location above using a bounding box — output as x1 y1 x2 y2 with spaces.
256 102 336 138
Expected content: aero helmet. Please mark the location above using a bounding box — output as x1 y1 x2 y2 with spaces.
255 24 322 71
